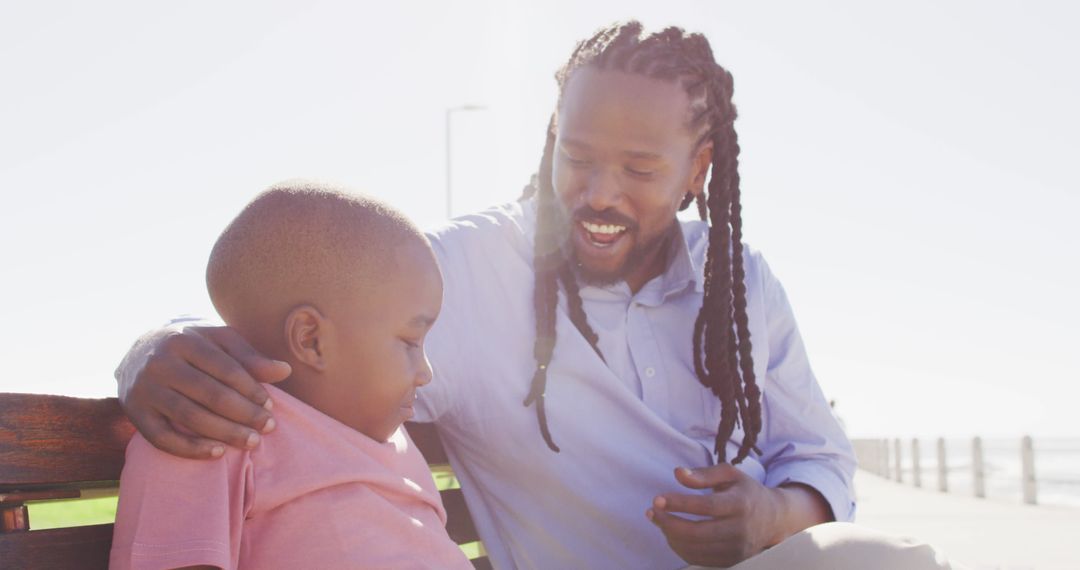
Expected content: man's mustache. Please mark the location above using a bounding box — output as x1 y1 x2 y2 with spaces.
571 207 639 232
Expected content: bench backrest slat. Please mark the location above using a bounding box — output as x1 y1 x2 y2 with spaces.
0 523 113 570
404 420 449 464
442 488 481 544
0 393 133 488
403 422 483 545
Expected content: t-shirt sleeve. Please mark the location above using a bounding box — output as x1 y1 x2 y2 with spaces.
109 434 253 570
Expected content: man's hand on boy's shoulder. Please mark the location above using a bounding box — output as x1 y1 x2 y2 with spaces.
116 323 290 460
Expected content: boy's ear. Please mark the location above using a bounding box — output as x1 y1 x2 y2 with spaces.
284 305 328 372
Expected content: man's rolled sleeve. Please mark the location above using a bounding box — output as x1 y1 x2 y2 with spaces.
754 252 857 522
765 453 856 522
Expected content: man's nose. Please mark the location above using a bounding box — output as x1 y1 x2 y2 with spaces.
582 168 622 212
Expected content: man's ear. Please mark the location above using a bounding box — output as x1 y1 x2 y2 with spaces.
284 305 328 372
689 141 714 197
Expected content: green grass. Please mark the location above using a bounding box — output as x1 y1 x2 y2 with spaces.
27 496 118 530
460 540 486 558
432 465 461 490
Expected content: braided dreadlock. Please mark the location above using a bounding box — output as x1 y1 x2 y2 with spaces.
521 22 761 465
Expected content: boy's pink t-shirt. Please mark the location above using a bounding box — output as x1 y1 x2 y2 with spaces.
109 385 472 570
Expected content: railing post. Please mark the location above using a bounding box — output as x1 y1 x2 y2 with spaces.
881 438 889 479
894 438 903 482
864 440 877 476
973 436 986 498
881 439 890 478
1022 435 1037 505
867 439 875 476
937 437 948 493
868 440 878 476
876 439 884 478
912 438 922 488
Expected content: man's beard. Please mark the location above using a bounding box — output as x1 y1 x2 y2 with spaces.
568 218 679 288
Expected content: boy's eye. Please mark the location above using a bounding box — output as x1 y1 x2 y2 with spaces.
625 166 654 177
401 338 421 349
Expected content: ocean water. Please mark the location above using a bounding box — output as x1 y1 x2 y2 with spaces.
855 437 1080 508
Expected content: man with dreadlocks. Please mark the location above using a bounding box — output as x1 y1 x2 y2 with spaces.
114 21 960 570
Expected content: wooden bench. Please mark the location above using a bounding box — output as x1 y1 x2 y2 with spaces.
0 392 489 569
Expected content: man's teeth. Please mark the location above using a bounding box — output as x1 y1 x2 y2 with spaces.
581 221 626 235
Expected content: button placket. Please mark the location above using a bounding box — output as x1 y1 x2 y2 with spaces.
627 302 668 416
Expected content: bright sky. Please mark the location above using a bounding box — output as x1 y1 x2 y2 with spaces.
1 1 1077 440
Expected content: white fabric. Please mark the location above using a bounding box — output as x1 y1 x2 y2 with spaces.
696 522 966 570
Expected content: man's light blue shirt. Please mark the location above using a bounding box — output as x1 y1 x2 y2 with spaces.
417 199 856 570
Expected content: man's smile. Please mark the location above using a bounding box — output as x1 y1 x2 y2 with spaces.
580 220 628 247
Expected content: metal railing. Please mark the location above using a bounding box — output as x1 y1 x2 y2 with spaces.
851 436 1080 507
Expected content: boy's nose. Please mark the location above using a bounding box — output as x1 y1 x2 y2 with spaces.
415 355 433 387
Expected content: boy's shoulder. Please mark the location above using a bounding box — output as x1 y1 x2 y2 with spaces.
116 387 307 507
254 385 437 486
123 424 252 478
113 388 460 570
120 384 439 514
112 428 254 570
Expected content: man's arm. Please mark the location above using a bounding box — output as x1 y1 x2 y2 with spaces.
752 251 856 523
115 319 289 459
647 250 854 566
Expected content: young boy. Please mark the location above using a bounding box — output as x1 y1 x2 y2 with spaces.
109 182 472 570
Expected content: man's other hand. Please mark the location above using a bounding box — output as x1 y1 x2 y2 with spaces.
646 464 786 568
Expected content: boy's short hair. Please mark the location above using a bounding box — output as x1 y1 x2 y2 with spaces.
206 180 428 352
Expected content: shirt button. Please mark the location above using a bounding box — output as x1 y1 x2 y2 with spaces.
644 367 656 378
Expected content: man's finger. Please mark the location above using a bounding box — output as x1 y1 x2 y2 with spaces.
203 327 291 387
674 464 744 490
646 507 716 543
648 508 749 567
157 389 265 451
663 535 740 567
654 492 740 519
135 411 227 460
170 363 276 433
181 330 273 409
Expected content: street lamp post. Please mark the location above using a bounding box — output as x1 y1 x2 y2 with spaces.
445 104 486 219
